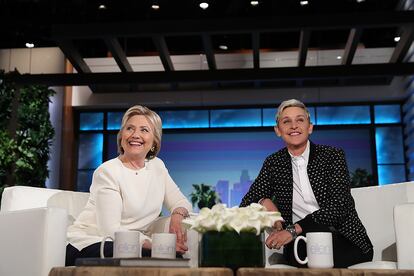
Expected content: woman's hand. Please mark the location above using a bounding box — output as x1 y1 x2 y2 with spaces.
265 224 302 250
142 239 152 250
259 198 278 212
169 211 188 254
265 230 293 250
273 220 283 231
260 198 284 232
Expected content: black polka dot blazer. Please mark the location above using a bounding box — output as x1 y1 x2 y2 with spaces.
240 141 373 254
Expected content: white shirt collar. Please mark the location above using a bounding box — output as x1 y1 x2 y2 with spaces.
288 140 310 165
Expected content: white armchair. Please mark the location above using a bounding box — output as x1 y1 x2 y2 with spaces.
394 203 414 269
0 186 199 276
348 181 414 269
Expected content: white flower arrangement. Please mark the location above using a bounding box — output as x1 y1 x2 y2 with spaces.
182 203 284 235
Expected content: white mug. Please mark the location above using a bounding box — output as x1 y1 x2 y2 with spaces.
100 230 141 258
151 233 176 259
294 232 334 268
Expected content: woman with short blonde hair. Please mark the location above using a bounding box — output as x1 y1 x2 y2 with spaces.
241 99 373 268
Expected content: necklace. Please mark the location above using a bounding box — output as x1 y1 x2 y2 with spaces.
129 161 143 175
120 156 143 175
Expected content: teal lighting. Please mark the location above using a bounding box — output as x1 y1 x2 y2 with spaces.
263 107 315 126
374 105 401 124
262 108 276 127
159 110 209 129
79 112 104 130
316 106 370 125
378 165 406 185
107 112 124 130
211 109 261 128
78 133 103 169
375 127 404 164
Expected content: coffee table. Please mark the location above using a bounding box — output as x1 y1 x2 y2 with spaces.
49 266 233 276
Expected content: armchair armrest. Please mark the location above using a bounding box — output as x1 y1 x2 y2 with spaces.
0 207 68 276
394 203 414 269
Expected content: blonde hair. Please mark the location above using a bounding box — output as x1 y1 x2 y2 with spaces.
117 105 162 159
275 99 311 124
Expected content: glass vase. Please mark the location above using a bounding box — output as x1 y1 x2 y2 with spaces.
199 231 264 270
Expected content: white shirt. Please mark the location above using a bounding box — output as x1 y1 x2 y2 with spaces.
289 141 320 223
67 157 192 251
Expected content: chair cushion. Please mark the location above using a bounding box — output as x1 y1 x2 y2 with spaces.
47 190 89 225
348 261 397 269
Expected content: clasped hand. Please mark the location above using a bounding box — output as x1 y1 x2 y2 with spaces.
265 221 292 250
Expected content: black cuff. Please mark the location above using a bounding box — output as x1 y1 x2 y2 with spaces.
296 214 314 234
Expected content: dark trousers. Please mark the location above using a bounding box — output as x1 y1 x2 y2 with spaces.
65 242 114 266
65 242 152 266
66 242 183 266
284 223 373 268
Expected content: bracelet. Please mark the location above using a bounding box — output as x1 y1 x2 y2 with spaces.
172 209 190 218
286 224 298 240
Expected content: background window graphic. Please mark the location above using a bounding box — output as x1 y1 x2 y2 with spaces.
107 112 123 130
79 112 104 130
159 110 209 129
316 106 371 125
262 107 316 126
77 104 406 199
77 134 103 169
375 126 405 185
374 105 401 124
210 109 262 127
77 133 103 191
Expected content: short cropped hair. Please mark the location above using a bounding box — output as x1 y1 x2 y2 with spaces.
275 99 311 124
117 105 162 159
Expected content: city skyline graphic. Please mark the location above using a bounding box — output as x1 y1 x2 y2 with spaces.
158 129 373 209
214 169 253 207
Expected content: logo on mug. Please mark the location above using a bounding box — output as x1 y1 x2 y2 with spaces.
154 244 175 254
309 244 331 255
117 242 139 253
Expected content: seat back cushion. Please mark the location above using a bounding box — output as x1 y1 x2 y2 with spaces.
47 190 90 225
1 186 61 212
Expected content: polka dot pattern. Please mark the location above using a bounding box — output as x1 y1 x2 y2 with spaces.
240 142 373 253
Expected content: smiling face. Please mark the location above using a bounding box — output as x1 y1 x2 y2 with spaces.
275 106 313 155
120 115 155 161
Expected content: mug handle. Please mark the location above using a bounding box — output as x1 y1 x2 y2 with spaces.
294 236 308 265
100 236 113 258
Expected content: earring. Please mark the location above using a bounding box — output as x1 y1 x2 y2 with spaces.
150 146 155 152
